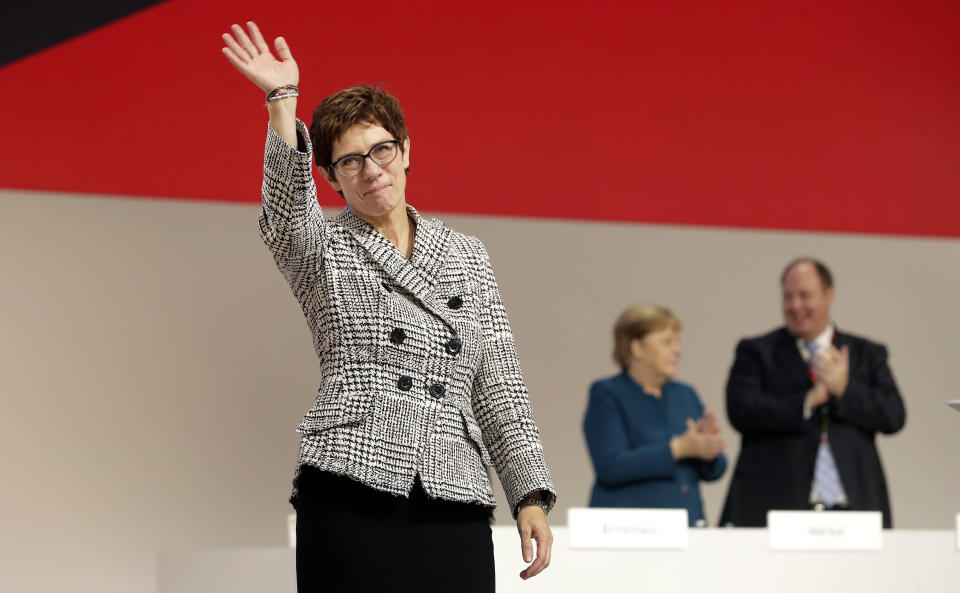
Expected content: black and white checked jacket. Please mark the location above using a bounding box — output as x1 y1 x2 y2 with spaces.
261 121 556 516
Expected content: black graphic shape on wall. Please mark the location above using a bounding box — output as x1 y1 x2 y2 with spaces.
2 0 167 67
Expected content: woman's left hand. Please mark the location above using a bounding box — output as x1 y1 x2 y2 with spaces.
517 505 553 579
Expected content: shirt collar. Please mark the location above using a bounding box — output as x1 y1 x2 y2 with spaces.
796 324 834 361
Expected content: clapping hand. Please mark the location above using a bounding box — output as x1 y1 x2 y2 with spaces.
695 410 721 435
805 380 830 410
671 417 725 461
813 345 850 397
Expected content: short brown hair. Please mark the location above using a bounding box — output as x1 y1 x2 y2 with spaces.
781 257 834 290
612 305 682 368
309 84 410 174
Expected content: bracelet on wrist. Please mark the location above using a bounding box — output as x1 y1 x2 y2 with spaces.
265 84 299 104
519 496 550 513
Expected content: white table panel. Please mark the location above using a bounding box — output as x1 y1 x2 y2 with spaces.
159 527 960 593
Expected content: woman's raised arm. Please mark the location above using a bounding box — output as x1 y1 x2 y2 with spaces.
221 21 299 146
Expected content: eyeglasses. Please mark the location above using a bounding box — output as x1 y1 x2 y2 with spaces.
329 140 400 178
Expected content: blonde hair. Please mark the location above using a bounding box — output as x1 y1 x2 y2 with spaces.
612 305 682 368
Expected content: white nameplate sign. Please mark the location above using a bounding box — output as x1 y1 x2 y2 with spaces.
568 507 689 549
768 510 882 551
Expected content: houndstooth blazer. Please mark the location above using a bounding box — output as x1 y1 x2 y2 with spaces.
260 121 556 516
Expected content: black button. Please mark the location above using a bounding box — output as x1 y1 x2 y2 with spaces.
447 296 463 310
429 383 446 398
390 328 406 344
445 338 462 355
381 281 393 292
397 375 413 391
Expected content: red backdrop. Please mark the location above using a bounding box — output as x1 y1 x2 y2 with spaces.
1 0 958 237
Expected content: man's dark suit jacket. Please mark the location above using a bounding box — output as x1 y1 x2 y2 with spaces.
719 327 905 528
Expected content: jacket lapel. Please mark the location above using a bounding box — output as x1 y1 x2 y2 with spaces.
832 327 854 368
335 205 457 333
774 327 813 389
408 206 452 286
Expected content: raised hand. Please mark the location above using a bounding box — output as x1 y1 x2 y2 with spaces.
221 22 299 93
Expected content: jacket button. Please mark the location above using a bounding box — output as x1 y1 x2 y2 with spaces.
397 375 413 391
390 328 406 344
447 296 463 310
680 484 689 495
445 338 462 355
429 383 446 399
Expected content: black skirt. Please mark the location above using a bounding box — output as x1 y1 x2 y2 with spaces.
293 465 495 593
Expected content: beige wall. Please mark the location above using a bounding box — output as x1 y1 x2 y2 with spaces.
2 189 958 593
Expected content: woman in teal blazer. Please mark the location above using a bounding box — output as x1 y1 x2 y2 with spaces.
583 305 727 526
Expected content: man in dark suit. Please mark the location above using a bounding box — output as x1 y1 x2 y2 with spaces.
720 258 905 528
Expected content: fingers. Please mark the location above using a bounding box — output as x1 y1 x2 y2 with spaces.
701 434 727 461
822 345 847 365
700 410 719 433
812 350 827 367
222 32 251 63
714 435 726 454
817 382 830 402
274 36 293 61
221 46 246 70
809 381 830 406
812 351 834 378
221 22 298 92
700 434 724 459
246 21 270 54
519 526 534 563
231 23 259 58
517 507 553 579
520 526 553 580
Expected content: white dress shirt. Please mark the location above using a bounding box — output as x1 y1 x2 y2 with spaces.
798 325 849 506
